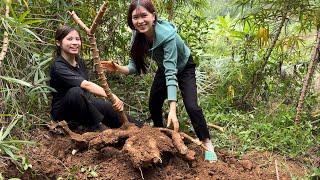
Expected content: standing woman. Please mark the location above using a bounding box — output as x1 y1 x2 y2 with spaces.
50 25 125 131
101 0 216 159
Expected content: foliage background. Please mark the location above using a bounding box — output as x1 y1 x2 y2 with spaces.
0 0 319 177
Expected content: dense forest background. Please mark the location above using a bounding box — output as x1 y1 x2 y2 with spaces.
0 0 319 178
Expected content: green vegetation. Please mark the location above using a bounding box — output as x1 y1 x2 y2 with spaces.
0 0 319 177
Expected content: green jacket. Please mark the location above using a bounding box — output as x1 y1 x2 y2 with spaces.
127 20 191 101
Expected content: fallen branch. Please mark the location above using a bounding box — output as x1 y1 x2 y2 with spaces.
207 123 225 132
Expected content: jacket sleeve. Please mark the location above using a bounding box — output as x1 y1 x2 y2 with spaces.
127 59 138 74
163 37 178 101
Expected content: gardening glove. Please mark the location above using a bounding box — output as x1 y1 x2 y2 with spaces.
101 60 118 73
111 93 124 112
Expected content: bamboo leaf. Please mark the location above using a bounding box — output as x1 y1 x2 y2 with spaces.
1 140 35 145
22 19 44 25
0 143 19 151
18 10 30 23
2 146 17 160
0 76 33 88
22 27 43 42
0 117 19 141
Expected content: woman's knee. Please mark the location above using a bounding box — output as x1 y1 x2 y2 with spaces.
65 86 84 98
64 87 86 105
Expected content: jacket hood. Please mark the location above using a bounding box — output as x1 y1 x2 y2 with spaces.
150 20 177 50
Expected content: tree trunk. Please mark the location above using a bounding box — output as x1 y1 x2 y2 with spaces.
295 28 320 123
243 14 287 102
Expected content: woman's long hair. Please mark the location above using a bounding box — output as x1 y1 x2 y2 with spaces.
127 0 157 74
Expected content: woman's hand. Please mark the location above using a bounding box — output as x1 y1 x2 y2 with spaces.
101 60 118 72
112 93 124 112
167 101 179 132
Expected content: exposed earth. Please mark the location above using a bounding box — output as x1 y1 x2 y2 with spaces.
1 122 312 180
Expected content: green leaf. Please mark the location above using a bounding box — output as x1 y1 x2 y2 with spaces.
0 117 20 141
22 27 43 42
0 143 19 151
18 10 30 23
1 140 35 145
22 19 43 25
2 146 17 160
0 76 33 88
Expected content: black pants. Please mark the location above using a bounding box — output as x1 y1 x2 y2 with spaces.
149 56 210 140
52 87 122 129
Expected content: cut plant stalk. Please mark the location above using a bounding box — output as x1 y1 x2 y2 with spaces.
68 1 128 125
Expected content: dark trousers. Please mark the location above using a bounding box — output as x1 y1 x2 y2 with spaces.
52 87 122 129
149 56 210 140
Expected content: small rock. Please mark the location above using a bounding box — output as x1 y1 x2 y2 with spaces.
71 149 78 155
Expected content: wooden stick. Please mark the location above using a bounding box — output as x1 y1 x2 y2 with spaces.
207 123 225 132
68 11 91 34
90 1 108 34
275 160 280 180
0 4 9 65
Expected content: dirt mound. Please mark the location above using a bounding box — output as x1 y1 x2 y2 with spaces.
3 125 309 179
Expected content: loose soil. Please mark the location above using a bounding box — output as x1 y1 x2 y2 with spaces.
2 123 311 180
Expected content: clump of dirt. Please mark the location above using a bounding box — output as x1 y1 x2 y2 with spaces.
3 124 309 179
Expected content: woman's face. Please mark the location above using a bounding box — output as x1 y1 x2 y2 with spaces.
131 6 155 36
57 30 81 56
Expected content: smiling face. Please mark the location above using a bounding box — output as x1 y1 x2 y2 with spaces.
131 6 155 37
57 30 81 57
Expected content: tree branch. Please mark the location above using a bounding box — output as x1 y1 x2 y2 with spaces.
68 11 91 34
295 28 320 123
243 13 287 102
90 1 108 34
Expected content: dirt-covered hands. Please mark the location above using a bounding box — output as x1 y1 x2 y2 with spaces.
167 101 179 132
101 60 118 72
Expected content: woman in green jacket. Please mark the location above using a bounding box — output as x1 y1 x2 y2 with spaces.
102 0 216 161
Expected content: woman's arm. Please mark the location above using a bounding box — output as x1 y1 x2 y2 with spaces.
167 100 179 132
80 80 123 111
100 61 130 75
80 80 106 97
